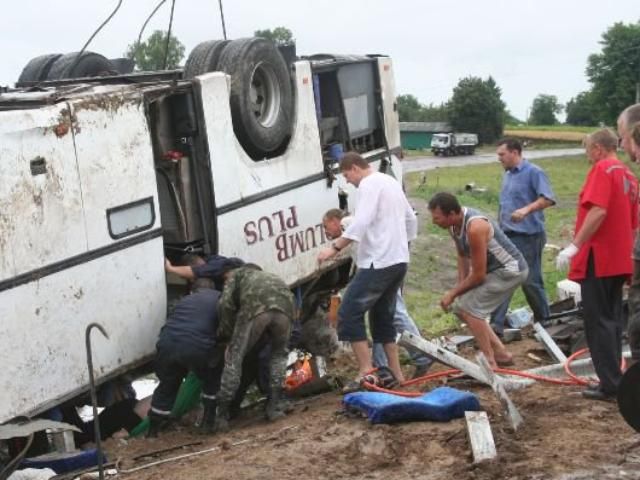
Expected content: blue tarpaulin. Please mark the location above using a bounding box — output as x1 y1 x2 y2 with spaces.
343 386 481 424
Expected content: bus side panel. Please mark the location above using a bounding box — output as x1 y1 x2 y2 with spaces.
196 62 324 209
0 103 87 282
0 237 166 423
69 95 161 250
216 179 333 284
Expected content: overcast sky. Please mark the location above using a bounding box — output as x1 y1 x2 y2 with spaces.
1 0 639 120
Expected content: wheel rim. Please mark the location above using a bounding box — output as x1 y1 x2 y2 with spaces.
249 61 281 128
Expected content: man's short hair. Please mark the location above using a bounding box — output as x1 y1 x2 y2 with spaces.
620 103 640 128
586 128 618 152
192 277 215 290
428 192 461 215
323 208 345 221
339 151 369 171
497 137 522 154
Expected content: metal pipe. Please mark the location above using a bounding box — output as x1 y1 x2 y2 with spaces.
85 323 109 480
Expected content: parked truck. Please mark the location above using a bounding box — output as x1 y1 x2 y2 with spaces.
0 39 403 423
431 132 478 156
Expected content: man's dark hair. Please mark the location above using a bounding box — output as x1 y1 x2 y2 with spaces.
192 278 215 290
339 151 369 171
497 137 522 154
428 192 461 215
180 254 205 267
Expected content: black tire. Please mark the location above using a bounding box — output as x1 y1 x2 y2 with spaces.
217 37 293 159
18 54 62 83
184 40 230 79
47 51 116 80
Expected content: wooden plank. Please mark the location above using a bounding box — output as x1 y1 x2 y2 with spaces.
533 322 568 363
476 353 524 431
465 411 497 463
398 332 490 384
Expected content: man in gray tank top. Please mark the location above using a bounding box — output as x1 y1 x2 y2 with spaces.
428 192 529 368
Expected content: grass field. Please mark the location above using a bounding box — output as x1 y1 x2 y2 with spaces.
403 153 639 337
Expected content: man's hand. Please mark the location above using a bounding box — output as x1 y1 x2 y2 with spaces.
317 247 337 264
165 257 173 273
440 290 456 312
510 207 529 223
556 243 579 270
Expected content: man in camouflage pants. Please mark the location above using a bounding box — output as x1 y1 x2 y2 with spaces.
214 263 294 432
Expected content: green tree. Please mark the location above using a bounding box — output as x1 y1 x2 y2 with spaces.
528 94 563 125
447 76 506 144
504 110 523 125
565 91 599 126
397 94 448 122
254 27 295 46
125 30 185 71
586 21 640 125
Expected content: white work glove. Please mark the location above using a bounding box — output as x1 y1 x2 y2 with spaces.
556 243 579 270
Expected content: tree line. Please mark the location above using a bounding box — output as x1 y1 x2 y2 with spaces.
399 21 640 136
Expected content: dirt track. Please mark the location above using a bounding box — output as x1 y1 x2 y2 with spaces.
105 334 640 480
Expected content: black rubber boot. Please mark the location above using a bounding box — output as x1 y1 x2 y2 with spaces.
214 403 230 433
265 388 286 422
146 411 172 438
199 398 217 434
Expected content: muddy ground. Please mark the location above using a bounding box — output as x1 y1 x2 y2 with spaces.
103 334 640 480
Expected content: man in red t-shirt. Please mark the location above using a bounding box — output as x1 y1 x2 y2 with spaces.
556 128 639 401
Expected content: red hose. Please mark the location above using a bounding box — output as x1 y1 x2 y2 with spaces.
360 348 626 396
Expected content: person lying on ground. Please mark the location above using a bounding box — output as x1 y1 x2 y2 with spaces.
428 192 528 368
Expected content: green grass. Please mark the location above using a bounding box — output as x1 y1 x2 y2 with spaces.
505 124 600 133
404 153 640 336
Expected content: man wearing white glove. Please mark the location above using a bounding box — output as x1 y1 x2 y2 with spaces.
562 129 639 401
555 243 578 270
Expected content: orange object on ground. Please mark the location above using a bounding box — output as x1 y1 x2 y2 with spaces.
285 357 314 392
328 294 341 327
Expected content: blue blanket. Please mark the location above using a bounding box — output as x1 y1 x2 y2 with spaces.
343 386 481 424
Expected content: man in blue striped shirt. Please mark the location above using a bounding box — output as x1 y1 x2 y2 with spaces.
491 138 555 335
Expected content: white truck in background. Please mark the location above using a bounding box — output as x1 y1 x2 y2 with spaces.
431 132 478 156
0 39 403 423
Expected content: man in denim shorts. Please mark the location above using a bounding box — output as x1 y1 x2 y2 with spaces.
318 152 417 391
428 192 528 368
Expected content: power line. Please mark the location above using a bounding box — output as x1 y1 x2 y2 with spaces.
137 0 168 46
218 0 227 40
163 0 177 70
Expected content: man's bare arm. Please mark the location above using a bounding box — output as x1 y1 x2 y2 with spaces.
511 197 554 223
165 258 196 280
572 205 607 247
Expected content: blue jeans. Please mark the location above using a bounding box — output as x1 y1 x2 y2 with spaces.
491 231 550 334
337 263 408 343
372 291 432 368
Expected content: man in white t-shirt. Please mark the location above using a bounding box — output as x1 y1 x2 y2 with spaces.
318 152 417 391
322 209 432 379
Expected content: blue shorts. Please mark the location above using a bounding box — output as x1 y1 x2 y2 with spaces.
338 263 408 343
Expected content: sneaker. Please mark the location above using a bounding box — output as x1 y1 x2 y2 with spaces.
342 374 377 394
581 385 616 402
